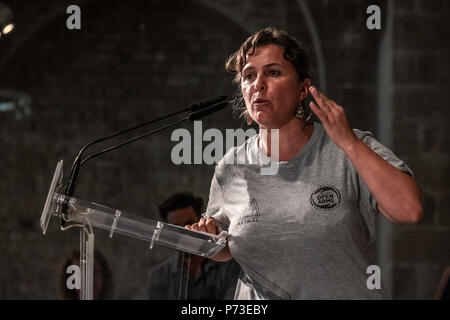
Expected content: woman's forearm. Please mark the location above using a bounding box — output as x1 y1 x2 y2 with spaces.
343 139 423 224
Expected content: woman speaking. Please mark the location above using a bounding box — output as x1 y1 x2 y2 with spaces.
186 27 423 299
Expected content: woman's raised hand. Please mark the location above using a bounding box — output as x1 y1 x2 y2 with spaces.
309 86 359 152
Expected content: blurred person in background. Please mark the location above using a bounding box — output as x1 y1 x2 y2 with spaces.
147 192 240 299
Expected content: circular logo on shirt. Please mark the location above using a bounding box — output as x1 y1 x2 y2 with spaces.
310 185 341 211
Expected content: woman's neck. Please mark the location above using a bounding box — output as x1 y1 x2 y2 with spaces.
258 119 314 161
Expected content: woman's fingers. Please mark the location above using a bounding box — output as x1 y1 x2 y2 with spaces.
186 222 197 231
192 218 207 232
310 86 328 108
309 86 341 121
310 85 332 104
308 85 357 151
197 218 207 232
185 217 220 235
205 217 220 234
310 100 327 123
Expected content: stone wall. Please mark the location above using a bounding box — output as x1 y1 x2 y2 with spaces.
0 0 447 299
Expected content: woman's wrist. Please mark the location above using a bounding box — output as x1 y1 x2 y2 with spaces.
212 245 232 262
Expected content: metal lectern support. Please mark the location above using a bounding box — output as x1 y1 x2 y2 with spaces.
80 226 94 300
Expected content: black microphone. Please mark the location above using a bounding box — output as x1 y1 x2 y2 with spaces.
65 94 227 195
63 96 229 201
189 95 227 111
80 100 230 166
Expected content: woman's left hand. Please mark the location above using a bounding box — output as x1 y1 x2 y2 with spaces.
309 86 359 152
309 86 423 224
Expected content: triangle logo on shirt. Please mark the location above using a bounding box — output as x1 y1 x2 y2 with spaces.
237 198 260 225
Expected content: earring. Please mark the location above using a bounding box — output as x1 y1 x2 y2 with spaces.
294 103 305 120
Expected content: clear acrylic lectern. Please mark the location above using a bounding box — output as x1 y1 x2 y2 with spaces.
40 160 228 300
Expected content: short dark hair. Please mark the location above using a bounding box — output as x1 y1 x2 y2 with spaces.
225 26 310 119
158 192 204 222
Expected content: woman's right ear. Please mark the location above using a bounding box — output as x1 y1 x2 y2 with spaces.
298 79 311 101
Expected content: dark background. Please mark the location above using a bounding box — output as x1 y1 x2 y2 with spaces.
0 0 448 299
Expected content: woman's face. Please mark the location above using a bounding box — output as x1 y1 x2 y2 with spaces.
240 44 307 129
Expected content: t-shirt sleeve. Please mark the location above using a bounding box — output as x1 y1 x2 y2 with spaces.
203 163 230 231
354 129 415 216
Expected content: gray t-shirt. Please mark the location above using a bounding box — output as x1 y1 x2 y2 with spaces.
205 122 413 300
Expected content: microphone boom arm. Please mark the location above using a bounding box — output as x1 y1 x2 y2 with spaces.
64 96 228 198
